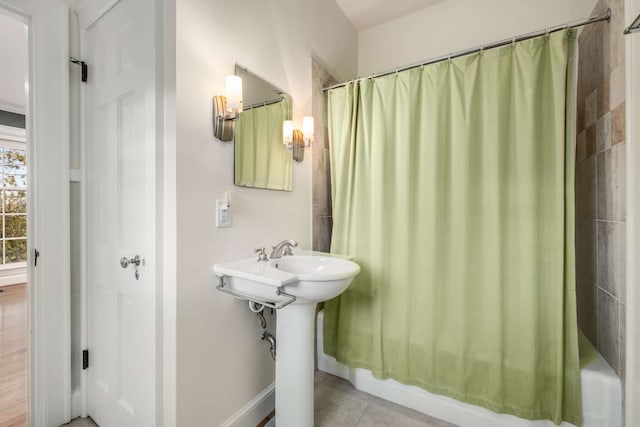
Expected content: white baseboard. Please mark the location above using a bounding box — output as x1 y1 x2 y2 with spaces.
219 383 275 427
0 265 26 287
0 275 26 287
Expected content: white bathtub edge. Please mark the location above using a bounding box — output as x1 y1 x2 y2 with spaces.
316 310 621 427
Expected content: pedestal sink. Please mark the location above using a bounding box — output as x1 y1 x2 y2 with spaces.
213 252 360 427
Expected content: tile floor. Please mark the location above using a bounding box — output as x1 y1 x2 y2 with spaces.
61 372 458 427
314 371 457 427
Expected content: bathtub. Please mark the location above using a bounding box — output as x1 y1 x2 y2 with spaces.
316 310 621 427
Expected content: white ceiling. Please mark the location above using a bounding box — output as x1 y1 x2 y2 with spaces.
336 0 448 30
0 11 27 114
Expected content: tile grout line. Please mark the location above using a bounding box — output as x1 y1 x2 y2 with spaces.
354 401 372 427
597 283 622 301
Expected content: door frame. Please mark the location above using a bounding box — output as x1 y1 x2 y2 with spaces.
74 0 175 425
0 1 71 426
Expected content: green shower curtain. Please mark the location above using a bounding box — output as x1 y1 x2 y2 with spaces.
324 29 581 425
235 99 292 191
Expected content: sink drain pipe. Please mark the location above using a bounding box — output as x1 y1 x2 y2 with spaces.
249 301 268 329
262 332 276 361
249 301 276 360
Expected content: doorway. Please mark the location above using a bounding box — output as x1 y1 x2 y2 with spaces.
0 8 29 426
0 0 72 425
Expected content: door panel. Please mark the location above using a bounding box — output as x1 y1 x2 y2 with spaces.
85 0 156 425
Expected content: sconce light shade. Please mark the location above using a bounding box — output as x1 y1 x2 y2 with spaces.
302 116 314 147
225 75 243 112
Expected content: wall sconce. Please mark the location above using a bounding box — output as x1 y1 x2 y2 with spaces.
213 75 243 142
283 116 314 162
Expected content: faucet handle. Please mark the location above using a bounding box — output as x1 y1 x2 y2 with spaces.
254 247 269 262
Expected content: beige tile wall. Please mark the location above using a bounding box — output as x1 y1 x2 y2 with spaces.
312 59 337 252
575 0 626 377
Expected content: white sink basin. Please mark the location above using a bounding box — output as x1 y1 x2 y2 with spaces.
271 255 358 278
213 253 360 305
271 255 360 302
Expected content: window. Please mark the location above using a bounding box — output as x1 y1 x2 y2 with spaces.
0 142 26 265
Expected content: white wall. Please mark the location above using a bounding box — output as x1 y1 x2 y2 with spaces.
174 0 357 425
0 10 27 114
358 0 598 75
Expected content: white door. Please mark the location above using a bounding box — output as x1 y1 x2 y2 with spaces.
85 0 156 425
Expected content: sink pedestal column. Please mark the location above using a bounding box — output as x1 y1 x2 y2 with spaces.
275 302 317 426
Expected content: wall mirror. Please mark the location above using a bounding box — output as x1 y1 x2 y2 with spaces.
234 64 293 191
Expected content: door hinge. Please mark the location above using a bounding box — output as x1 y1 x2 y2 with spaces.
82 349 89 370
69 57 88 83
34 249 39 266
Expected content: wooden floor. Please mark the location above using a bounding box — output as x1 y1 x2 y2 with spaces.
0 283 27 427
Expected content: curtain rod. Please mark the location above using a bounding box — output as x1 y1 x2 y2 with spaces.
624 12 640 34
242 96 286 111
323 8 611 92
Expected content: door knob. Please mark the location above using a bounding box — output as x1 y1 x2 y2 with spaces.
120 255 142 269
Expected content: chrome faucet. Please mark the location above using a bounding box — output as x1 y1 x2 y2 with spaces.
270 240 298 259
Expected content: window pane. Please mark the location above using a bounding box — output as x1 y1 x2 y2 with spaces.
4 149 26 166
5 190 26 213
6 239 26 263
0 146 27 266
4 174 27 188
6 215 26 238
4 165 26 175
